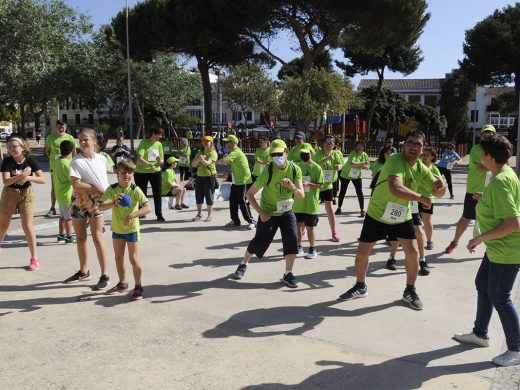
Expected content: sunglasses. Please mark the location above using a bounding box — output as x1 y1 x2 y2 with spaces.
270 152 283 157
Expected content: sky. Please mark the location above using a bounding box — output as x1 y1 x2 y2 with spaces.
65 0 516 87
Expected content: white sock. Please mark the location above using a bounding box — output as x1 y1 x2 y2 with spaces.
168 197 174 208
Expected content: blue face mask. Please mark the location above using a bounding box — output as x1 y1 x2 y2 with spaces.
272 155 286 166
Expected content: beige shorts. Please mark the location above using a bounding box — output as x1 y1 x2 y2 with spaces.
0 186 34 215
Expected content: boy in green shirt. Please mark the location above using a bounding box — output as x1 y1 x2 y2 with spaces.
252 137 270 182
233 139 305 288
162 156 188 210
53 140 75 243
294 145 323 259
98 159 151 301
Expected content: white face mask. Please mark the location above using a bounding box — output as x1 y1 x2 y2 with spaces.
272 155 286 166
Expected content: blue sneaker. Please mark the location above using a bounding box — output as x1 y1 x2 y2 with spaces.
234 263 247 279
305 248 317 259
282 272 298 288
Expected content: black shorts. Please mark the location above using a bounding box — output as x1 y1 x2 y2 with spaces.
360 214 416 243
247 211 298 258
320 189 333 202
419 202 434 215
411 212 423 226
462 192 477 220
295 213 319 227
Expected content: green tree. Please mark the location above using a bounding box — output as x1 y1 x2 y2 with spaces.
440 68 476 139
405 103 447 138
221 63 278 129
358 86 408 135
0 0 91 137
335 0 430 135
277 51 333 80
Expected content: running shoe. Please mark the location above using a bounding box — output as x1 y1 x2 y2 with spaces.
305 249 317 259
247 222 256 230
65 235 76 244
106 282 129 295
28 258 39 271
425 240 434 250
191 214 202 222
57 234 65 242
234 263 247 279
282 272 298 288
402 288 423 310
493 351 520 366
338 284 367 301
419 261 430 276
131 286 144 301
64 270 91 284
225 220 240 227
46 208 57 217
332 232 340 242
453 331 489 347
181 204 189 209
385 258 397 271
334 208 342 215
95 275 110 290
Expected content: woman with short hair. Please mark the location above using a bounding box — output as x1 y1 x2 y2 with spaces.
191 135 218 222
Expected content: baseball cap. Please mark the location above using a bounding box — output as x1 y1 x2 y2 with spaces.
269 139 287 154
295 131 306 140
300 144 313 154
222 134 239 144
167 156 179 164
481 124 496 133
202 135 213 142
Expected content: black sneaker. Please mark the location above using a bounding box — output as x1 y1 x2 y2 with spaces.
386 258 397 271
106 281 129 295
419 261 430 276
95 275 110 290
402 288 423 310
131 286 144 301
282 272 299 288
334 208 342 215
157 216 166 222
338 284 367 301
181 203 189 209
64 270 91 284
234 263 247 279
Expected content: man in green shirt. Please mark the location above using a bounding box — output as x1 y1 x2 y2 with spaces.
338 131 446 310
44 120 76 217
233 139 305 288
445 124 496 254
217 134 255 229
294 145 323 259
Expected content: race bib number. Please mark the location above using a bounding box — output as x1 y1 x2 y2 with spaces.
446 161 455 170
302 176 310 193
164 146 170 152
484 172 492 187
382 201 407 224
323 170 333 183
179 156 187 165
148 149 159 162
259 164 266 174
411 201 419 214
276 198 294 213
349 168 361 179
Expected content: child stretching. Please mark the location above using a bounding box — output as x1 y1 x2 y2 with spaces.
53 140 75 243
98 159 150 301
0 137 45 269
162 156 188 210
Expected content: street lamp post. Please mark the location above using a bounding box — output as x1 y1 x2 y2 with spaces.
126 0 134 153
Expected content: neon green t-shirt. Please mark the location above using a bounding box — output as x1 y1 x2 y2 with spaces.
313 148 343 191
367 153 436 224
100 183 148 238
195 149 218 176
52 157 73 206
288 143 315 163
254 162 302 216
227 147 252 185
178 146 191 167
161 140 173 154
371 160 384 177
161 168 178 196
417 164 441 202
476 166 520 264
253 147 270 176
293 161 323 215
100 152 114 169
340 151 369 179
45 132 76 170
467 144 489 194
136 139 164 173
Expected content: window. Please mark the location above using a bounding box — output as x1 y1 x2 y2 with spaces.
75 114 81 125
61 114 68 124
246 111 252 121
72 102 77 110
424 95 438 107
88 114 94 124
408 95 421 104
470 110 479 122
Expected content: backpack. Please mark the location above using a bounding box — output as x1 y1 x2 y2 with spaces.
266 161 297 186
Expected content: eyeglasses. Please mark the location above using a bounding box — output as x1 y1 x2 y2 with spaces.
7 144 22 149
405 140 424 148
270 152 283 157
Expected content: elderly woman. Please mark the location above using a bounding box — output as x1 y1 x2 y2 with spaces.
134 128 165 222
191 135 218 222
454 134 520 367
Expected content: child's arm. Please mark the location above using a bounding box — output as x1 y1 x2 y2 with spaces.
23 169 45 185
71 177 102 195
97 199 115 212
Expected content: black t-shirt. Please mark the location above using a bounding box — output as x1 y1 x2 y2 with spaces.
1 155 42 189
110 144 130 159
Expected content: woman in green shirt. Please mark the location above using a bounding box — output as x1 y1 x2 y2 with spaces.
191 135 218 222
455 134 520 367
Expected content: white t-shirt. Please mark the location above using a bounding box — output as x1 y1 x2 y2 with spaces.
70 153 110 192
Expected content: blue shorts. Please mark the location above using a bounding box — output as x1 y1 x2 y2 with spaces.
112 231 139 242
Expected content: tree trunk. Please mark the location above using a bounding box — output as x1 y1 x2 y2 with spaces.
134 97 145 140
366 67 386 140
19 103 26 137
197 57 213 134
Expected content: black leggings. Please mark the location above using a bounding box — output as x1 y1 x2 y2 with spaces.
337 177 364 210
438 166 453 196
134 171 163 218
179 166 190 181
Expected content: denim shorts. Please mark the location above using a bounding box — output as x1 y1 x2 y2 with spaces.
112 231 139 242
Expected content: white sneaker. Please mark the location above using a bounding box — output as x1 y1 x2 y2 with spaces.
247 222 256 230
453 331 489 347
297 246 305 256
492 350 520 366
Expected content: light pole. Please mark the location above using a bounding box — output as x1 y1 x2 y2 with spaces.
516 93 520 176
126 0 134 153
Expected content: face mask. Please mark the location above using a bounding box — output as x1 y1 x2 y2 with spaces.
300 153 311 162
272 155 286 166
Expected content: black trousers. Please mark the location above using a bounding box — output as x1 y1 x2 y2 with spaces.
337 176 364 210
230 184 254 224
179 166 190 181
134 171 163 218
438 166 453 196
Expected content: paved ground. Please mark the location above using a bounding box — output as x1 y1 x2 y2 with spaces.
1 143 520 389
